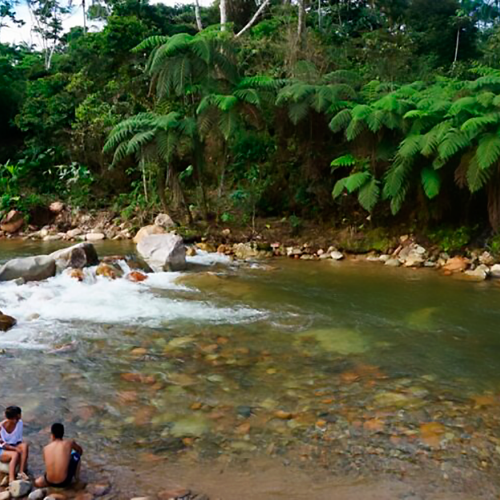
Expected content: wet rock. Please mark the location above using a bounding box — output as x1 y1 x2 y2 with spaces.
137 233 186 272
85 232 105 242
479 251 495 266
490 263 500 278
66 228 83 239
96 263 123 280
299 327 369 355
1 210 24 233
384 258 401 267
186 247 197 257
464 265 489 281
196 242 216 253
0 312 16 331
379 254 390 262
28 489 47 500
127 271 147 282
133 225 165 245
330 251 344 261
50 243 99 272
87 483 110 497
443 256 468 273
233 243 260 260
0 255 56 282
9 480 31 498
43 234 62 241
154 213 176 230
68 269 85 281
286 247 302 257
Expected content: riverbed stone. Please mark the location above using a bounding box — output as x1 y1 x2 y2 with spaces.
233 243 260 260
154 213 176 229
330 250 344 261
85 232 105 242
464 265 489 281
0 491 11 500
50 243 99 271
87 484 110 497
137 233 186 272
443 256 469 273
66 228 83 239
133 225 165 245
0 255 56 282
1 210 24 233
157 489 191 500
9 480 31 498
28 489 47 500
0 312 16 331
384 258 401 267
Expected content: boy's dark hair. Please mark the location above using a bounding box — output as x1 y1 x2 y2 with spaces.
5 406 21 420
51 423 64 439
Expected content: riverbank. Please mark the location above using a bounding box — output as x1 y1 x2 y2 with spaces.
2 204 500 285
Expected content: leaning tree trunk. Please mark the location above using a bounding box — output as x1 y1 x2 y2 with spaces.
194 0 203 31
453 28 460 64
220 0 227 31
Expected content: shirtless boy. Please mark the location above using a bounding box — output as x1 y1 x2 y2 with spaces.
34 423 83 489
0 406 29 479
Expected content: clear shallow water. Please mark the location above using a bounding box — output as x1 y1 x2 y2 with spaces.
1 241 500 498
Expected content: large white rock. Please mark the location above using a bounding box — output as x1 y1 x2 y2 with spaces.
137 233 186 271
0 255 56 282
50 243 99 272
133 225 165 245
28 489 46 500
9 480 31 498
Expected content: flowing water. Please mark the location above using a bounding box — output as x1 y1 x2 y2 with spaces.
1 241 500 499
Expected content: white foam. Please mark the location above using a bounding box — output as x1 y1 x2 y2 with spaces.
0 255 264 349
187 250 233 266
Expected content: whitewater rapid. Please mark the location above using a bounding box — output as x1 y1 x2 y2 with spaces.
0 250 265 349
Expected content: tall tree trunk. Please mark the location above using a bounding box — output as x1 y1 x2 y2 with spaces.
220 0 227 31
454 28 460 64
297 0 306 50
317 0 321 31
82 0 86 33
194 0 203 31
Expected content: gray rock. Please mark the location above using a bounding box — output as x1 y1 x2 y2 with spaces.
155 213 176 229
384 258 401 267
137 233 186 272
330 251 344 261
28 489 47 500
490 263 500 278
50 243 99 272
9 480 31 498
85 232 105 242
66 228 83 239
0 255 56 282
0 312 16 331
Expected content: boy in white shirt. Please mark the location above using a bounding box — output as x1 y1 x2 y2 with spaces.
0 406 29 480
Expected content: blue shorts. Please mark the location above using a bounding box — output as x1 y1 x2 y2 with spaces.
0 448 3 458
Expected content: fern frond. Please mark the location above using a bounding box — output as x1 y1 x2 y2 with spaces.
358 178 380 212
332 178 346 198
329 109 352 133
331 154 356 169
467 156 492 192
133 35 170 53
344 172 371 193
421 167 440 199
438 129 472 160
475 132 500 170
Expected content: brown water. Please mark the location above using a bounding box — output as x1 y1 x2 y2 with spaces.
1 241 500 499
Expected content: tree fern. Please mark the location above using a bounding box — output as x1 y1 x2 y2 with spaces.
475 132 500 170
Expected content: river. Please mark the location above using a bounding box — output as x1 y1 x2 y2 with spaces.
0 240 500 499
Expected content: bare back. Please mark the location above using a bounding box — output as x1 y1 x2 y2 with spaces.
43 439 73 484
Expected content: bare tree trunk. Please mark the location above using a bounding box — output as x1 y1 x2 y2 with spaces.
194 0 203 31
297 0 306 50
235 0 271 38
317 0 321 31
453 28 460 64
82 0 87 33
220 0 227 31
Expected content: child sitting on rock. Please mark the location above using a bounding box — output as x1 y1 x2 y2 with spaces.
34 423 83 489
0 406 29 481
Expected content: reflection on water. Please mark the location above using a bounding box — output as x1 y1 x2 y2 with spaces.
1 241 500 498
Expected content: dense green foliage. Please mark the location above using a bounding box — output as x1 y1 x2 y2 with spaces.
5 0 500 235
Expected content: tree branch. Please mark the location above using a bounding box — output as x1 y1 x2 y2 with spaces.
235 0 271 38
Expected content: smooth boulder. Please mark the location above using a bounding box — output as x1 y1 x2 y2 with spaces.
9 480 31 498
137 233 186 271
50 243 99 272
0 255 56 282
0 312 16 331
133 225 165 245
0 210 24 234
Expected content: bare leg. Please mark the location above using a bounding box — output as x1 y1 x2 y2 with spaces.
15 443 29 473
0 450 19 483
